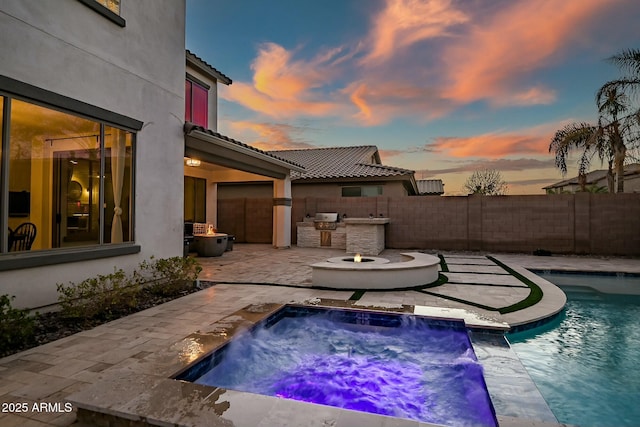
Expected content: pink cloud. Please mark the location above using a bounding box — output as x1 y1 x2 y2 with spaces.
442 0 615 105
227 121 315 151
432 133 549 158
362 0 468 65
220 43 348 119
342 80 454 125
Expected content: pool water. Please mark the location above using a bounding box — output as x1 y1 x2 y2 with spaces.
508 285 640 427
182 306 497 426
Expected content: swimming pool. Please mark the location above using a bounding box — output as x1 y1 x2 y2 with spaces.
508 274 640 427
176 305 498 426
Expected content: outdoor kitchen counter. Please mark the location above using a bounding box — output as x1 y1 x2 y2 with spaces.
343 217 390 255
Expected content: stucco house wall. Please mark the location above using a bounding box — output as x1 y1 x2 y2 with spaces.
289 181 410 198
0 0 186 308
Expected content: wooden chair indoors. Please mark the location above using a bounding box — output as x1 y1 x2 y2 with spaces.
9 222 37 251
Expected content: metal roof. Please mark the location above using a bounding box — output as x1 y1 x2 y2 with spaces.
267 146 415 181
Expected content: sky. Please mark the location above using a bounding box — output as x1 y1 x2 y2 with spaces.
185 0 640 195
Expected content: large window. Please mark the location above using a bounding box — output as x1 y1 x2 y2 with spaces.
78 0 125 26
1 96 134 253
185 79 208 128
184 176 206 223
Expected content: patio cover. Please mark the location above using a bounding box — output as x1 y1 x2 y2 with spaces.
184 123 305 178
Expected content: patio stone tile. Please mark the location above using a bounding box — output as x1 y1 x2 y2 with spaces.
0 245 594 427
444 257 495 265
0 413 53 427
0 359 54 374
447 264 509 274
444 272 526 287
11 374 78 400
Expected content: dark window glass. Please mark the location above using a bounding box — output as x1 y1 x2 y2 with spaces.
185 79 208 128
184 176 206 223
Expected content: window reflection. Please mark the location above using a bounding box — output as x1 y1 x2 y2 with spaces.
4 99 133 252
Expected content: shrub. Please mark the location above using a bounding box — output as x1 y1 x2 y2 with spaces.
57 267 140 319
0 294 35 357
137 256 202 296
56 257 202 319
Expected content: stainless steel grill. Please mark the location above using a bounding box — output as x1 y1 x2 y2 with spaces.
313 213 339 230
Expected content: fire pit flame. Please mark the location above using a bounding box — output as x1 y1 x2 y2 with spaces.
354 253 362 263
206 224 216 235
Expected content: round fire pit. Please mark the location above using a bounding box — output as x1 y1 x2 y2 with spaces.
312 253 440 290
325 256 390 265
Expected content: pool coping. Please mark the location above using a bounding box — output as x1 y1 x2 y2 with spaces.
66 300 557 427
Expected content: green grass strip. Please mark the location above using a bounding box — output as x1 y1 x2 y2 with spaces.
349 290 366 301
415 289 497 312
487 256 544 314
437 254 449 272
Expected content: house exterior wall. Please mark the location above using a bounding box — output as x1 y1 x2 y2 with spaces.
291 182 409 198
0 0 186 308
217 181 409 199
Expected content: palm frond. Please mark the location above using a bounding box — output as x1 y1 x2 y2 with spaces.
597 79 640 105
549 122 596 175
607 48 640 76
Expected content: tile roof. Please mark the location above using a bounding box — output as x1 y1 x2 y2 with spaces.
186 50 232 85
417 179 445 195
184 123 304 170
267 146 415 181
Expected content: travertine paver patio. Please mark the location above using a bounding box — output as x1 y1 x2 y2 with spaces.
1 244 637 426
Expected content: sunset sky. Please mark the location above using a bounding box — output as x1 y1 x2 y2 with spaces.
186 0 640 195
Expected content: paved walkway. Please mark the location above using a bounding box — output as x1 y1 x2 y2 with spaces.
1 244 636 427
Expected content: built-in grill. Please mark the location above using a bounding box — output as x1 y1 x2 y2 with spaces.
183 222 194 257
314 213 339 230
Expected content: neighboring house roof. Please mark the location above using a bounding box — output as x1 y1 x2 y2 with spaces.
268 145 418 194
417 179 445 195
268 146 414 180
186 50 232 85
543 163 640 190
184 123 305 171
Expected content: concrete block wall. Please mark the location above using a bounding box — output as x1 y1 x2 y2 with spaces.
227 194 640 255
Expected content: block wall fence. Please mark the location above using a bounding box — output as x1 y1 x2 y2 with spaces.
217 193 640 255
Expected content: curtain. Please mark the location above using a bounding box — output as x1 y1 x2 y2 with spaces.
110 130 126 243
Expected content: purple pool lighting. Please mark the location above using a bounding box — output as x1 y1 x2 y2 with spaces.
182 307 497 426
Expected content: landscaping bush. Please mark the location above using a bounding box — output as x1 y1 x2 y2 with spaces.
56 257 202 320
57 268 140 319
137 256 202 296
0 294 35 357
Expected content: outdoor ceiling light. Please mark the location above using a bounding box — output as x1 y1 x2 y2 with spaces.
185 158 201 167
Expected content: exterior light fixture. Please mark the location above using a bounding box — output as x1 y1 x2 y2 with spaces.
185 158 201 167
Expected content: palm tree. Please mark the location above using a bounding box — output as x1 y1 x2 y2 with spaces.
597 48 640 101
595 48 640 192
549 122 611 192
597 87 628 193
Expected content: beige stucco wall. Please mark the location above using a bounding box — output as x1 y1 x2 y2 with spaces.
218 181 410 199
0 0 186 308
